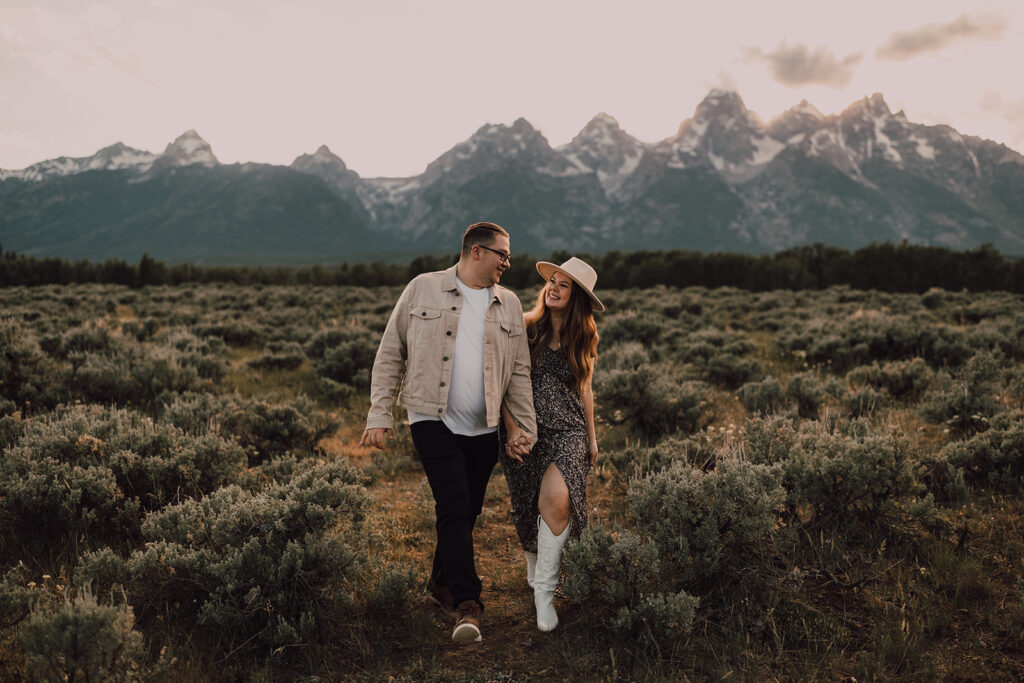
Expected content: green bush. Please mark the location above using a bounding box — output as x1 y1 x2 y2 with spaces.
843 385 892 418
66 339 208 410
313 341 375 390
606 434 716 477
596 364 708 441
599 312 665 347
628 457 785 586
846 358 935 400
0 321 63 413
786 371 836 419
939 411 1024 493
0 563 34 630
562 525 697 648
920 351 1002 437
0 405 245 554
738 377 786 415
20 586 144 683
162 393 337 464
781 315 973 373
194 320 262 346
774 422 928 539
247 341 306 371
77 460 373 659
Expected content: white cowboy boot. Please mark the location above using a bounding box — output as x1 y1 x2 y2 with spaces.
534 515 570 631
525 551 537 590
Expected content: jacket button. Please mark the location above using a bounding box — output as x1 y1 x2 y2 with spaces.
421 311 427 316
443 356 449 361
437 408 443 414
446 330 452 336
451 306 457 311
440 381 446 387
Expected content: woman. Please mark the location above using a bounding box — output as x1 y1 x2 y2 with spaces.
500 256 603 632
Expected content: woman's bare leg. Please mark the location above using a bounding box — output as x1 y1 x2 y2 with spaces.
538 463 570 535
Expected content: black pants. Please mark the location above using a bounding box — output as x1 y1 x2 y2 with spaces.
410 420 499 609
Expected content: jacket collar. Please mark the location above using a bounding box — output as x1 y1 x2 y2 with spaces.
445 263 502 304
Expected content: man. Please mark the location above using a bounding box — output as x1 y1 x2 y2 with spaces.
361 221 536 644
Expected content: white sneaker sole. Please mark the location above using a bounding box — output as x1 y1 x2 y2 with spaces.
451 623 482 644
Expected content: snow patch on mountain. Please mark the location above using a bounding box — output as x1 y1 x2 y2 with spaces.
0 143 157 182
909 135 936 160
558 113 647 196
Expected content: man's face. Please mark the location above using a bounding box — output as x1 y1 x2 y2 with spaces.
477 235 511 286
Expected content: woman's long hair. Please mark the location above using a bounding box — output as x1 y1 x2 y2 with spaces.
524 278 598 392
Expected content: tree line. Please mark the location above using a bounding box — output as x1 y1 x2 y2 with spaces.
1 242 1023 293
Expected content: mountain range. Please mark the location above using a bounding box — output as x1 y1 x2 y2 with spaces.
2 90 1022 264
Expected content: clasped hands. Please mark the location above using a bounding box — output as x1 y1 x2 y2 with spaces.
504 426 532 463
360 425 533 462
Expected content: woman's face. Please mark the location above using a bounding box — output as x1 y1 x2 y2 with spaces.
544 272 574 312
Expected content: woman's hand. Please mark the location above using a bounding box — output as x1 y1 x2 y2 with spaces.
588 440 599 467
505 426 532 463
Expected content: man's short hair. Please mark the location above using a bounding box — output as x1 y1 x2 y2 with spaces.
461 221 509 256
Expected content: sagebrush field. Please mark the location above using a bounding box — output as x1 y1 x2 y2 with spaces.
2 282 1023 681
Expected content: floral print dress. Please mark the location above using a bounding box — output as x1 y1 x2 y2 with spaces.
500 345 589 552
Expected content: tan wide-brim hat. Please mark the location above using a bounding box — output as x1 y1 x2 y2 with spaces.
536 256 605 312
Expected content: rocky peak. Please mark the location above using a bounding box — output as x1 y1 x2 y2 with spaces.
841 93 893 121
693 89 750 123
159 130 218 167
421 117 563 185
560 113 646 197
768 100 826 142
292 145 350 172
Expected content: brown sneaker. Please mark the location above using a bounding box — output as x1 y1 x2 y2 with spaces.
452 600 482 644
426 576 455 611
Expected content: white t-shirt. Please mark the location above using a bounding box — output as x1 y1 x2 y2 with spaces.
408 277 496 436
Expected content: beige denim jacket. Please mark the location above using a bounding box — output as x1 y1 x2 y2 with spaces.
365 264 537 440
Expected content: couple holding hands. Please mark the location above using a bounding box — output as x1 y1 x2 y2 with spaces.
360 221 603 644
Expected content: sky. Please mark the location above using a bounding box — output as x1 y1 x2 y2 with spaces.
2 0 1022 178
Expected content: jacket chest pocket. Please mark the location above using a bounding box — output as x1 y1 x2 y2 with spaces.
409 306 444 347
499 321 524 361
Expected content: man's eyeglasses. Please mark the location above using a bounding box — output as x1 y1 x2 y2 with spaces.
478 245 511 264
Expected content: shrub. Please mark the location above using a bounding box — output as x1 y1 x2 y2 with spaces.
939 411 1024 493
153 329 229 381
77 460 373 659
743 415 799 466
704 351 762 389
0 405 245 554
315 377 357 405
738 377 786 415
599 312 665 347
562 525 698 648
773 422 928 539
846 358 935 400
21 586 144 683
247 341 306 371
193 320 262 346
606 434 716 477
596 364 709 441
66 339 207 410
786 371 830 419
628 457 785 586
781 315 973 373
920 351 1002 437
843 385 892 418
162 393 338 463
0 321 63 413
0 563 33 630
313 340 376 390
598 341 649 371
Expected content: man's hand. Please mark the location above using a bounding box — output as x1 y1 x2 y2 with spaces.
360 427 393 450
505 426 532 463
